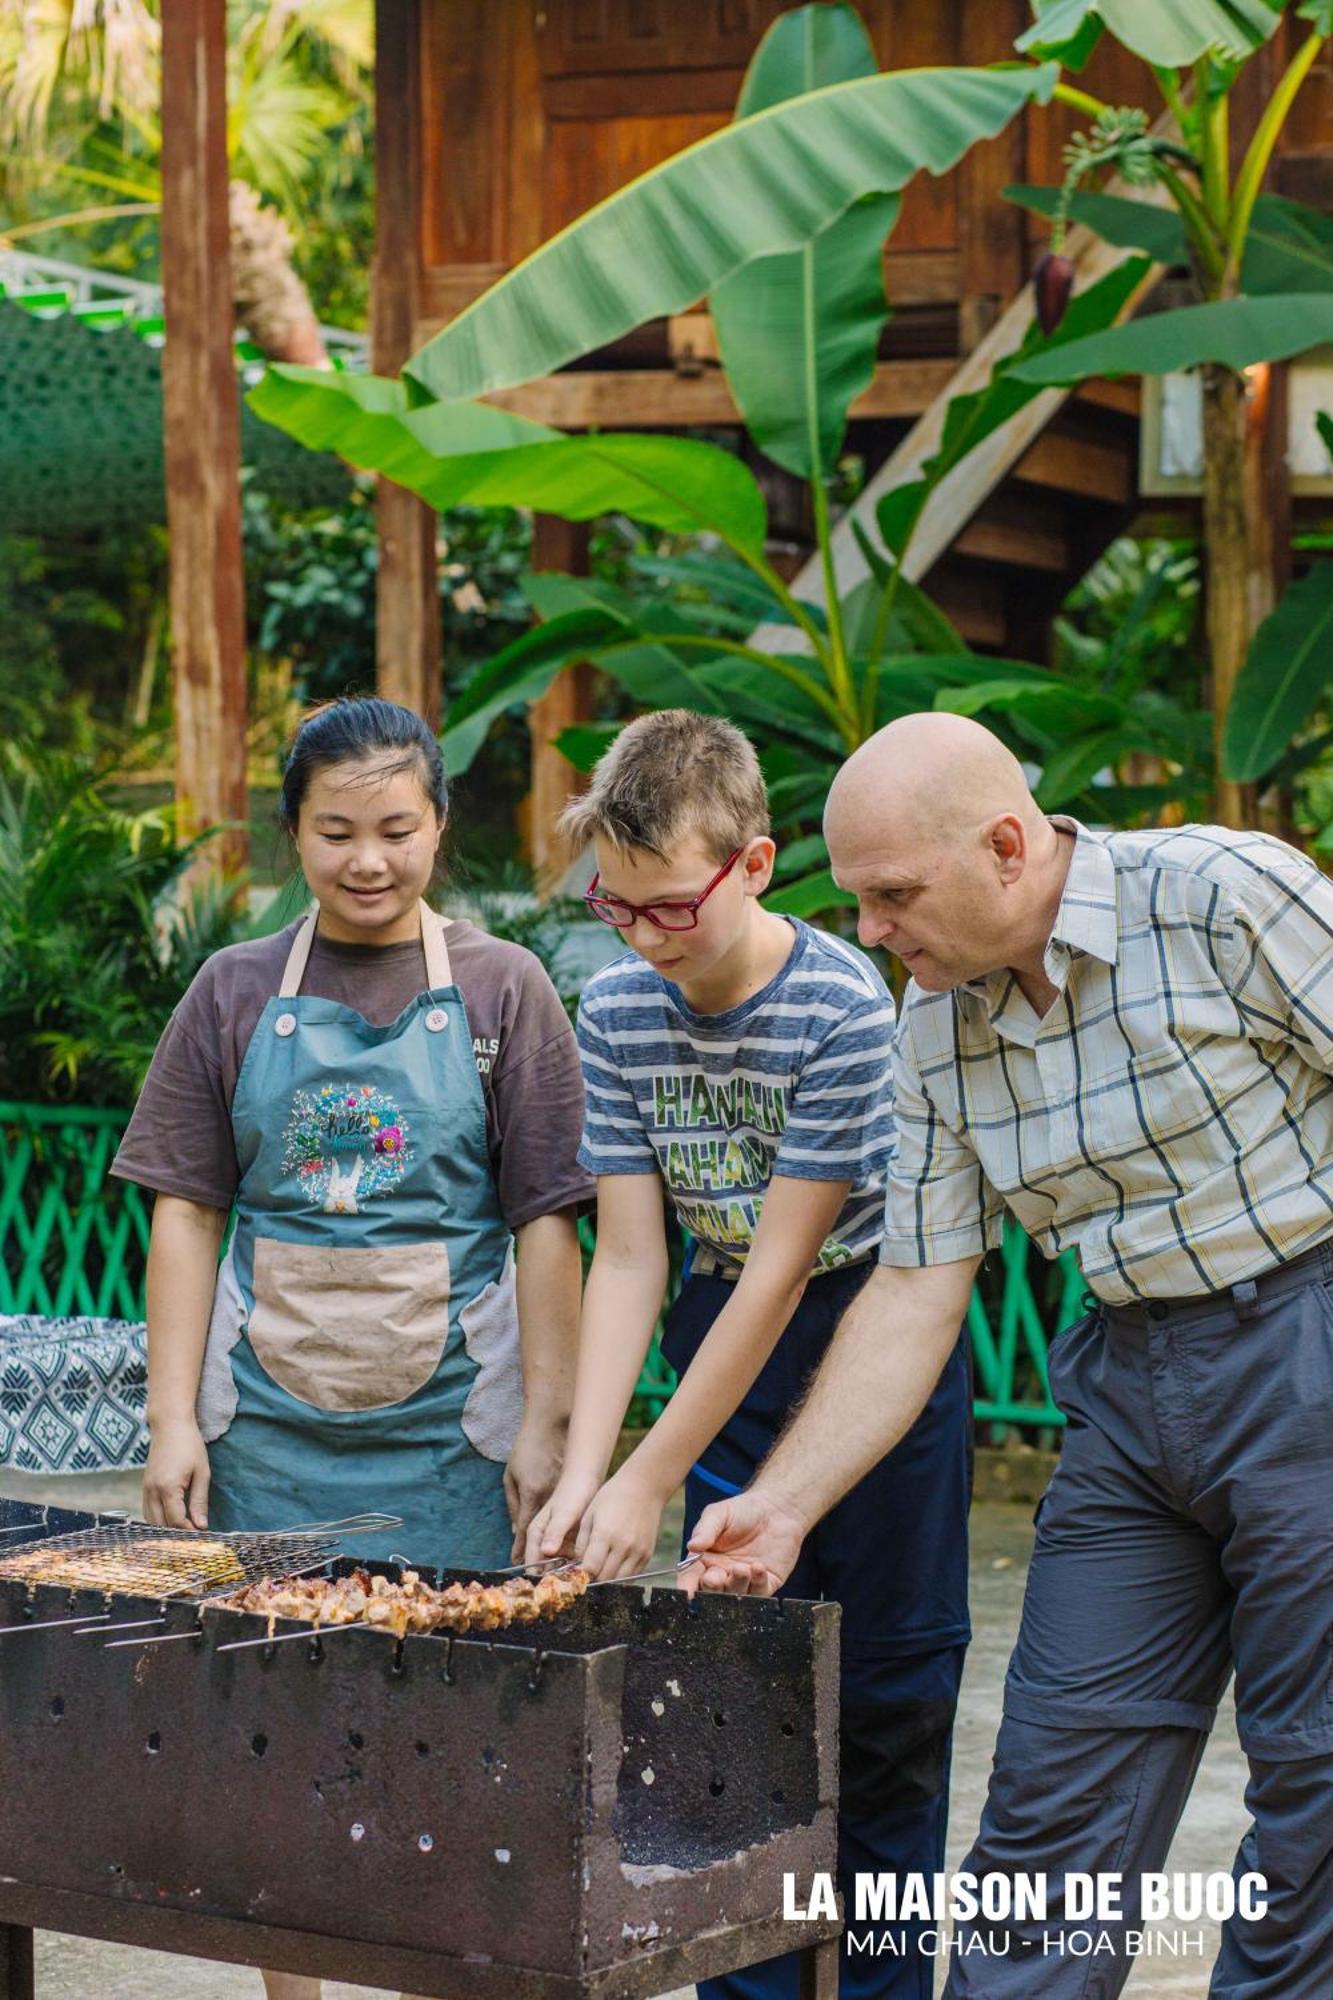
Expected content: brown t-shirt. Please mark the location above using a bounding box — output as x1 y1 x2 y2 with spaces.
111 915 594 1229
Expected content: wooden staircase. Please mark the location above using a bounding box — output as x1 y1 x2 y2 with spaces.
921 377 1141 659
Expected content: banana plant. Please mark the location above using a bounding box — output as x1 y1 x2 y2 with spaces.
252 8 1070 913
966 0 1333 825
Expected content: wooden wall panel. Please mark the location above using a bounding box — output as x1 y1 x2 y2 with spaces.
420 0 506 267
415 0 1333 345
539 0 786 75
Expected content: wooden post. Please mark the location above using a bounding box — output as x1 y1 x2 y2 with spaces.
373 0 441 728
0 1922 34 2000
160 0 248 881
528 516 595 896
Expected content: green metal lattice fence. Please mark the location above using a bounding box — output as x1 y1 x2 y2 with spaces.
0 1102 1078 1430
0 1104 152 1321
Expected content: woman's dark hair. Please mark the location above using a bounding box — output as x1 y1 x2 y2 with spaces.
278 697 447 831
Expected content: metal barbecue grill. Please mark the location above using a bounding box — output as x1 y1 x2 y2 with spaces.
0 1512 400 1602
0 1500 841 1998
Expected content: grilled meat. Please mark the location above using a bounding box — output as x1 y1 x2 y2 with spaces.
218 1566 591 1639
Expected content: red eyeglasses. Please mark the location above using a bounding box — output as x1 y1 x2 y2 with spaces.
584 849 743 932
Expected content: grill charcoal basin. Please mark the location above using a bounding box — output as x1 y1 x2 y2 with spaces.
0 1504 839 1990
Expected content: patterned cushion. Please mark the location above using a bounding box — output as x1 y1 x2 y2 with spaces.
0 1317 148 1473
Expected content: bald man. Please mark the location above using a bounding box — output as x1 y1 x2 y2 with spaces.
689 715 1333 1998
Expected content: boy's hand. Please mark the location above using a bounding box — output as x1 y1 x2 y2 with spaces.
525 1468 601 1567
682 1489 808 1598
576 1465 667 1581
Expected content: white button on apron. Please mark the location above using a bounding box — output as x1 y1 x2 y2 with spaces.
274 1013 297 1038
425 1008 449 1033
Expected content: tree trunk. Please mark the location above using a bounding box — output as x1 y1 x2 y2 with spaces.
228 179 327 365
1201 363 1259 829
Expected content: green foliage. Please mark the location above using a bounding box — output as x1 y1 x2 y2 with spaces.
1222 561 1333 781
1013 186 1333 294
710 4 896 481
1016 0 1282 69
0 527 165 750
241 480 532 710
0 2 374 323
0 747 249 1106
249 372 772 553
943 540 1212 817
1010 293 1333 384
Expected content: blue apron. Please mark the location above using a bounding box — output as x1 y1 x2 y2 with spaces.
198 904 519 1569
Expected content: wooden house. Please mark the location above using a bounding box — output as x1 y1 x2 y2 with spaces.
162 2 1333 870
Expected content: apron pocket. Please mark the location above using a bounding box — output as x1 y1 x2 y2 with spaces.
248 1236 451 1414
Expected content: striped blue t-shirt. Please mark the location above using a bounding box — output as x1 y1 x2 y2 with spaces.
576 919 896 1276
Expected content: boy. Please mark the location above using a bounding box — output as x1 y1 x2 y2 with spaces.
528 710 970 1999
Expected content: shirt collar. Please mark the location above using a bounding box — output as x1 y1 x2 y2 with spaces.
958 815 1118 1024
1045 816 1119 972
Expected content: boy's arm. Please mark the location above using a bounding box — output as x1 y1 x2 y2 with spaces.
575 1173 850 1579
525 1172 670 1564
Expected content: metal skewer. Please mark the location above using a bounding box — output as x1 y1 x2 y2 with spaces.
216 1621 371 1653
589 1554 703 1589
77 1616 166 1636
103 1626 204 1650
0 1611 112 1634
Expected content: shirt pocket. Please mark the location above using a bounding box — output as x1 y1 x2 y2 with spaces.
247 1236 451 1414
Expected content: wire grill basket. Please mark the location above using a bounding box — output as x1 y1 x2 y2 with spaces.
0 1514 400 1601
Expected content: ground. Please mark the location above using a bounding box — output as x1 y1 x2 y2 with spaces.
0 1470 1247 2000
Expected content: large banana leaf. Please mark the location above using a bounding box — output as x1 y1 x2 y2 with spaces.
1243 194 1333 294
1009 294 1333 384
1012 185 1333 293
935 676 1127 735
403 63 1058 404
248 366 768 552
442 609 622 777
1222 561 1333 781
441 575 736 775
1006 186 1191 265
877 256 1150 555
1016 0 1282 68
710 5 896 479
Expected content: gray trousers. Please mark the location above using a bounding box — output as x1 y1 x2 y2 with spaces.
944 1240 1333 1998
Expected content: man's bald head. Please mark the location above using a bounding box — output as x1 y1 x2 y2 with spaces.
826 713 1037 857
824 713 1069 992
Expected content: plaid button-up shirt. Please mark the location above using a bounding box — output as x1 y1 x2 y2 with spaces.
882 819 1333 1302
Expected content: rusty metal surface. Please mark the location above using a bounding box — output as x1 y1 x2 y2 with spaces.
0 1887 839 2000
0 1504 840 1994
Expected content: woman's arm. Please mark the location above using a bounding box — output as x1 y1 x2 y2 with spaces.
525 1173 670 1563
506 1205 584 1550
142 1193 228 1529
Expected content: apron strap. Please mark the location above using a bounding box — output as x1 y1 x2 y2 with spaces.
422 905 453 989
278 903 452 1000
278 911 319 998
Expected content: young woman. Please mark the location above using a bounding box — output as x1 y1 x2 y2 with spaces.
114 695 589 1578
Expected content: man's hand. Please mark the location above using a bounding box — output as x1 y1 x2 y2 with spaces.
575 1465 668 1581
504 1411 567 1557
683 1488 809 1597
143 1416 211 1529
524 1466 600 1566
